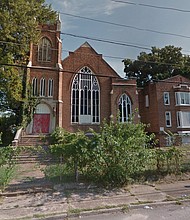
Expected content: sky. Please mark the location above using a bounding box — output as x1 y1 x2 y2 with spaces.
45 0 190 77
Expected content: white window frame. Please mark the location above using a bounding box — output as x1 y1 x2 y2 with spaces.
32 77 38 96
118 94 132 122
48 78 53 97
164 92 170 105
165 111 172 127
38 37 52 62
71 66 100 124
175 92 190 106
40 78 46 97
177 111 190 128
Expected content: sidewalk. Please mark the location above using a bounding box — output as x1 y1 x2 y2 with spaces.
1 163 190 220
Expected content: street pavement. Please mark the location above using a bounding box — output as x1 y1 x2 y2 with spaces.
71 202 190 220
1 178 190 220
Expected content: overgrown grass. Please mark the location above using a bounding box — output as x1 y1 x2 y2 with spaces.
43 164 76 183
0 165 16 192
43 145 190 185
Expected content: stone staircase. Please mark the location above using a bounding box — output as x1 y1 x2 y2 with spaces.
12 131 58 164
18 134 50 147
15 147 54 164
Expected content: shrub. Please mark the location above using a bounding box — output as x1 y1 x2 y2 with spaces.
81 118 155 186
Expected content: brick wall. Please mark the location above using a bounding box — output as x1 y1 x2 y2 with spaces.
61 43 138 132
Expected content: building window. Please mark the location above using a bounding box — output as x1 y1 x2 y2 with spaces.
118 94 132 122
40 78 46 97
32 77 38 96
165 111 172 127
164 92 170 105
71 66 100 124
38 37 52 62
145 95 149 107
175 92 190 105
48 79 53 97
177 111 190 128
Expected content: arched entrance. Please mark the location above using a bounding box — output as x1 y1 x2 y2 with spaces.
33 103 51 134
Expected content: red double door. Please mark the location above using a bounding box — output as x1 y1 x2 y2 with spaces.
33 114 50 134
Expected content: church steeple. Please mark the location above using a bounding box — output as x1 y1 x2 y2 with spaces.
56 13 61 31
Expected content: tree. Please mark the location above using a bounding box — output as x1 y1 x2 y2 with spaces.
0 0 57 142
123 45 190 86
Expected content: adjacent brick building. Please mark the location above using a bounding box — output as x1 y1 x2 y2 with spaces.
139 75 190 146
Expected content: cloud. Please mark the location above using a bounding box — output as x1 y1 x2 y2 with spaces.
47 0 123 16
104 0 124 15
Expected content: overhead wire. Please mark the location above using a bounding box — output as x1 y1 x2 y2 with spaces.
1 62 190 86
59 12 190 39
60 32 151 51
1 37 190 68
111 0 190 13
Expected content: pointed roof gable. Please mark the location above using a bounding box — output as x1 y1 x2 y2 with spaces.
74 41 99 55
62 41 124 79
81 41 91 48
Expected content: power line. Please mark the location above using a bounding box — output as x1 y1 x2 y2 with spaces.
60 32 190 56
111 0 190 13
1 53 190 73
61 32 151 51
2 62 190 86
0 62 122 79
59 12 190 40
1 37 190 66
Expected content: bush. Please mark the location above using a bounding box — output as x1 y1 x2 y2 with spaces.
153 147 183 174
48 121 184 186
81 119 155 186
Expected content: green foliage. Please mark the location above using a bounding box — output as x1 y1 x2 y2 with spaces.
49 118 155 186
0 146 19 191
153 147 183 174
43 164 74 183
49 127 90 181
0 113 17 146
123 45 190 86
0 0 57 127
48 123 183 187
0 146 18 166
50 127 90 165
0 165 16 192
81 119 155 186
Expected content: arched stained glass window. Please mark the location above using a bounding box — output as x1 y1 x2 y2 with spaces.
32 77 38 96
118 94 132 122
40 77 46 97
48 78 53 97
38 37 52 62
71 66 100 124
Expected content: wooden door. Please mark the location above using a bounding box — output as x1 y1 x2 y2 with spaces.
33 114 50 133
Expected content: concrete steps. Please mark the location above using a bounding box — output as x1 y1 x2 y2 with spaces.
18 134 50 147
13 144 59 165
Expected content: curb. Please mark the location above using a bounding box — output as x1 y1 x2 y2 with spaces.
2 199 190 220
35 199 190 220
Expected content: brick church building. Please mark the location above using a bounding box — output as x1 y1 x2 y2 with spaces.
25 22 139 137
13 20 190 147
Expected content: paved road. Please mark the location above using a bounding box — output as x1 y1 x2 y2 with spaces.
70 202 190 220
